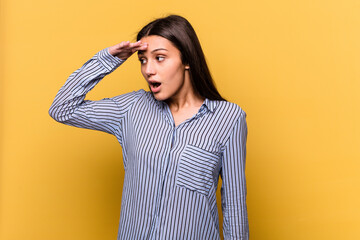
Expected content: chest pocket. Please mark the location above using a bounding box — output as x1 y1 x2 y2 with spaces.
176 144 221 196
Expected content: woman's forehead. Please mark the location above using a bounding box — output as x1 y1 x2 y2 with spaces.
139 35 178 54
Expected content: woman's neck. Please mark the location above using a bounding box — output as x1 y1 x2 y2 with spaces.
166 90 204 112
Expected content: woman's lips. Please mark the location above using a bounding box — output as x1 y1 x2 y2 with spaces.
149 81 161 93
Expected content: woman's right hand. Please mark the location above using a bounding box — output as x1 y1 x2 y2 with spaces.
108 41 148 60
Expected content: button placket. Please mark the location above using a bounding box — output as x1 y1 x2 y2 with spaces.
148 108 175 239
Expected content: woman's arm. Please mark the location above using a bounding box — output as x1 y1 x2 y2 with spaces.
48 41 147 136
221 110 249 240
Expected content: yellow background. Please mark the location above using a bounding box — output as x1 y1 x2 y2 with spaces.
1 0 359 239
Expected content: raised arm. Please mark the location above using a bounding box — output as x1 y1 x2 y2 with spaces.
48 41 148 136
221 110 249 240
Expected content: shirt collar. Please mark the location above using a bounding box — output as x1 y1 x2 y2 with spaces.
202 98 217 113
153 95 217 113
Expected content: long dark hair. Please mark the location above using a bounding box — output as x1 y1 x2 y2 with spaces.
137 15 226 101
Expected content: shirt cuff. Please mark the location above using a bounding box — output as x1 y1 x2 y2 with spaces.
96 48 125 72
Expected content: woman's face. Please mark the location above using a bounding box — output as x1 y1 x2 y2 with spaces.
138 35 190 101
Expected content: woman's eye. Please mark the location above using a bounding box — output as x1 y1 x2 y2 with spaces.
139 58 147 64
156 56 165 62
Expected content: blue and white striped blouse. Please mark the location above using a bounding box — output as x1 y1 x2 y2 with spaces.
49 48 249 240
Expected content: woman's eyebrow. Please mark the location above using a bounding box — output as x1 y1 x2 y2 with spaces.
151 48 168 53
138 48 168 55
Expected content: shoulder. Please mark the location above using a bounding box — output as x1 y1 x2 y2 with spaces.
213 100 246 120
111 89 146 100
111 90 160 111
214 101 248 149
105 89 151 112
111 89 155 105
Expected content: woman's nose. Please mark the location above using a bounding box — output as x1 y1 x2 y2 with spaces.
144 61 156 76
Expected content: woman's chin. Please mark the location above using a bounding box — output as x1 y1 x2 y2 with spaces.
152 93 167 101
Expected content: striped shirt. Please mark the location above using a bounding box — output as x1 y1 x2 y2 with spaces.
49 48 249 240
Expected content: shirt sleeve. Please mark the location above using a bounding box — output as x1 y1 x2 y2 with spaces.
48 48 142 140
221 110 249 240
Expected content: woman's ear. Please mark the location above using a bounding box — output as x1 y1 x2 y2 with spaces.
185 65 190 70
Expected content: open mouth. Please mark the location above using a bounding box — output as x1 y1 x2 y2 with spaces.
150 82 161 88
149 82 161 93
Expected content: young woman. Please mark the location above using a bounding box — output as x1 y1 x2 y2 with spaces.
49 15 249 240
